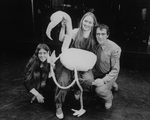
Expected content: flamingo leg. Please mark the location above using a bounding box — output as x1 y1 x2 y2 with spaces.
50 56 86 117
71 68 86 117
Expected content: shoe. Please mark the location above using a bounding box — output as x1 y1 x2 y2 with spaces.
56 107 64 119
105 101 112 109
74 90 80 100
112 82 118 91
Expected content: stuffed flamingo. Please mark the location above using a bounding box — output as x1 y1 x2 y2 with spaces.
47 11 97 117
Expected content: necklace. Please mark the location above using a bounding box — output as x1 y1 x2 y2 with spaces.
40 63 44 68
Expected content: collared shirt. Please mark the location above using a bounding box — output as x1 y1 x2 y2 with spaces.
95 39 121 81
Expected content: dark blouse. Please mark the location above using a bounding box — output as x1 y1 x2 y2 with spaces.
23 56 50 92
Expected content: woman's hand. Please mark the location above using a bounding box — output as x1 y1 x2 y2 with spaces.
61 19 66 28
36 93 45 103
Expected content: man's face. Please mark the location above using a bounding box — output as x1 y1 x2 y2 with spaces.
96 28 108 46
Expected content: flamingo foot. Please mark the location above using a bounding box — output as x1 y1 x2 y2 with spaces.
71 108 86 117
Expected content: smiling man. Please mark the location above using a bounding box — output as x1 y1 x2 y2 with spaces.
92 24 121 109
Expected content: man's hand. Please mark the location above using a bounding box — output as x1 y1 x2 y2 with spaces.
36 93 45 103
92 78 104 87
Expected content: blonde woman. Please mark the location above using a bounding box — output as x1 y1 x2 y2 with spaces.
54 12 98 119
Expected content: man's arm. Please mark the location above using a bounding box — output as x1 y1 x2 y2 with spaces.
103 46 121 83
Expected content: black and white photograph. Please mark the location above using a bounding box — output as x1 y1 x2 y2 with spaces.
0 0 150 120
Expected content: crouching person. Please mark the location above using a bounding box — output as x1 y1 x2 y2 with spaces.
92 24 121 109
23 43 55 104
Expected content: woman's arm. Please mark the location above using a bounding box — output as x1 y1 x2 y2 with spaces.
23 57 36 92
23 57 45 103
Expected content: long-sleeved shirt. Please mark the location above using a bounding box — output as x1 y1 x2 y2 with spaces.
23 57 50 92
95 39 121 82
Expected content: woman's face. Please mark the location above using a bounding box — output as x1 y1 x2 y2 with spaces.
38 48 48 62
82 15 94 31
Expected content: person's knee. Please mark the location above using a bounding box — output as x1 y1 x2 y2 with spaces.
58 72 71 86
95 86 110 96
58 79 69 87
82 69 94 80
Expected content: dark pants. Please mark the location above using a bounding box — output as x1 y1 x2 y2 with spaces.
54 59 94 108
92 68 118 103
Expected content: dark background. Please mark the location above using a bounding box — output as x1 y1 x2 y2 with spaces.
0 0 150 70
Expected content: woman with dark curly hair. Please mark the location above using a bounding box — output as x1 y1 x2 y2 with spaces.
24 43 55 104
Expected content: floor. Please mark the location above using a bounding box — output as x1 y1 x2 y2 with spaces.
0 44 150 120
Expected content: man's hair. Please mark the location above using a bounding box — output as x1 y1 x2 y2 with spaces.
94 23 110 36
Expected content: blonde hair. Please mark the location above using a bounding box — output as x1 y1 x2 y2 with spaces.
72 12 98 52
